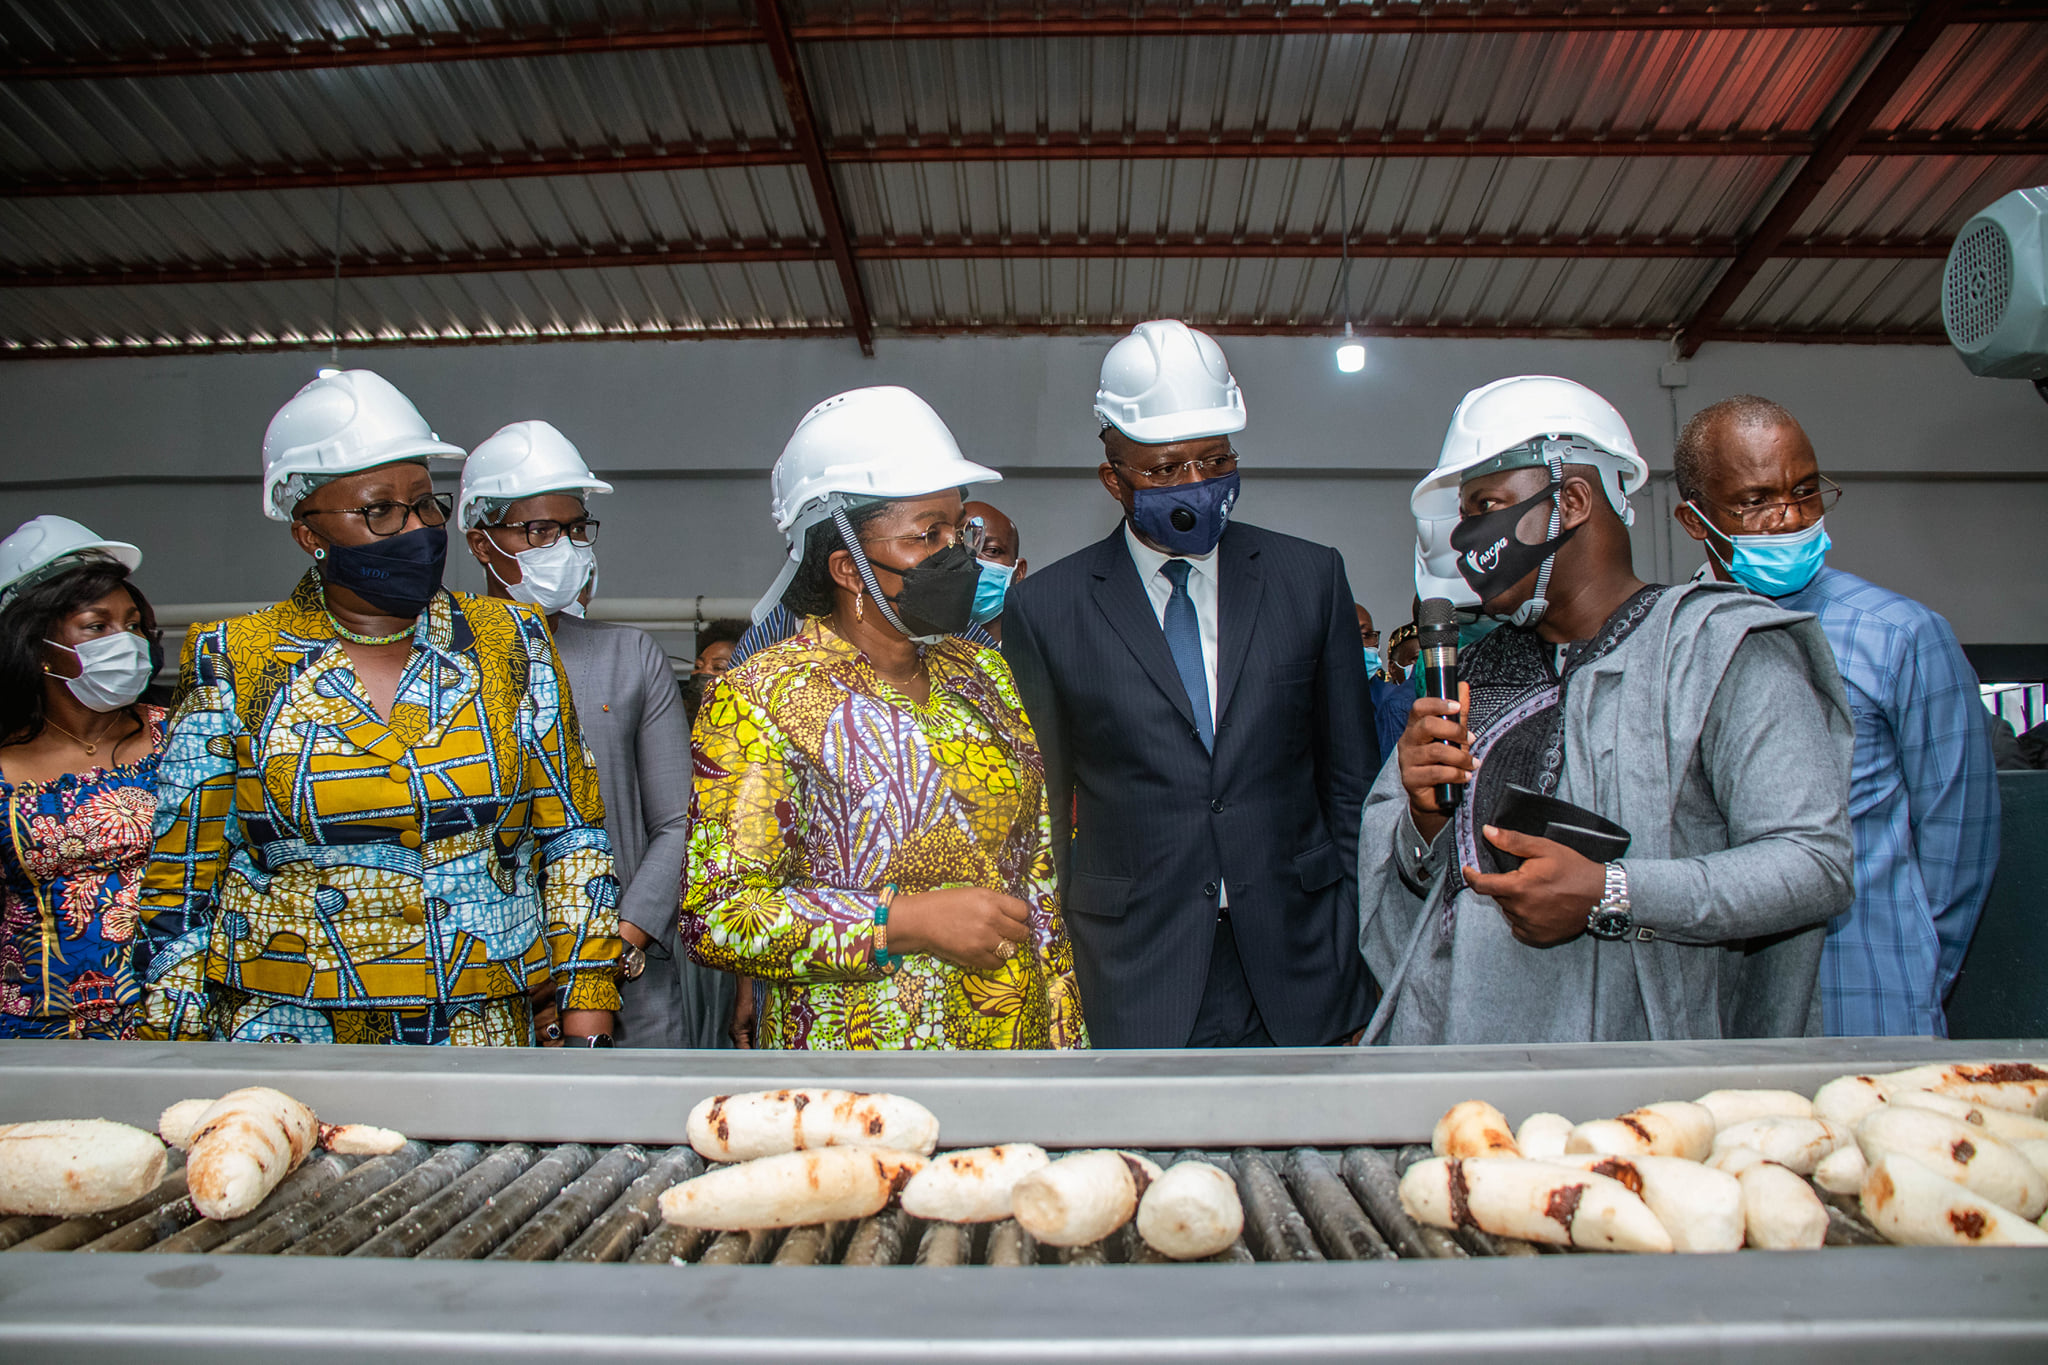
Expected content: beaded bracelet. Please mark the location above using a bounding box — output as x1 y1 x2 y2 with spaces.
873 883 901 976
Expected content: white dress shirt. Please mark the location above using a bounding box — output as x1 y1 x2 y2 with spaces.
1125 522 1228 911
1124 521 1221 728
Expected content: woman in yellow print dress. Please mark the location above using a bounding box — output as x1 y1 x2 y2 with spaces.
683 386 1084 1050
138 370 622 1047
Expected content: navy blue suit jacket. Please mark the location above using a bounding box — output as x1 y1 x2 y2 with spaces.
1002 521 1378 1048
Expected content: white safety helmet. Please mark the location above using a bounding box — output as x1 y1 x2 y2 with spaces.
1413 511 1480 610
261 369 466 521
1410 375 1648 527
0 515 143 607
1094 320 1248 444
457 421 613 530
753 386 1000 623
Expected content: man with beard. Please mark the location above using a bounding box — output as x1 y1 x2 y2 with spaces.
1356 376 1854 1045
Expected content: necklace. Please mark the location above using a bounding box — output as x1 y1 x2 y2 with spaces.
325 613 413 646
320 596 415 646
43 714 123 757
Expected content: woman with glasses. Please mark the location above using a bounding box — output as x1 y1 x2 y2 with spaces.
137 370 622 1047
460 421 732 1051
0 517 166 1039
682 386 1085 1051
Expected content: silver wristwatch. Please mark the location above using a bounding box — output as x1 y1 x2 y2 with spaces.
1586 862 1634 941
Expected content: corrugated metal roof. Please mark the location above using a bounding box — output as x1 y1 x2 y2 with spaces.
2 3 2044 355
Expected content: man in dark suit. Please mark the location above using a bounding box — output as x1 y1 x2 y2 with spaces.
1002 320 1377 1048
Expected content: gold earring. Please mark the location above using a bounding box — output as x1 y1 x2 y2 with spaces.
855 589 864 623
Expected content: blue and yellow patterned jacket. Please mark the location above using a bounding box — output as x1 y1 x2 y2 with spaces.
138 571 621 1039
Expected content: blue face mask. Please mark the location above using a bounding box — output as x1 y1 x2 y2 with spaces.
318 523 448 619
1127 470 1239 557
1362 646 1382 675
970 559 1015 626
1691 508 1831 598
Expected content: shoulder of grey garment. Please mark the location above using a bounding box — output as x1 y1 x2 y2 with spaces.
1608 589 1855 948
587 619 693 946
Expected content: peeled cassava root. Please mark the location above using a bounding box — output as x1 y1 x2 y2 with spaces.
1433 1101 1520 1159
1514 1112 1574 1160
0 1119 169 1217
163 1095 408 1160
1135 1161 1244 1261
899 1144 1050 1224
1011 1150 1159 1248
1707 1146 1828 1249
687 1089 940 1163
659 1147 927 1230
1399 1156 1673 1253
1861 1153 2048 1248
185 1087 320 1220
1855 1106 2048 1220
1567 1102 1715 1162
1708 1117 1850 1176
1554 1152 1742 1253
1693 1089 1815 1130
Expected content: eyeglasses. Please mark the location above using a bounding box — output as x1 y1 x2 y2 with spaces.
299 491 453 538
1693 477 1843 534
862 519 987 559
488 518 601 549
1111 449 1239 487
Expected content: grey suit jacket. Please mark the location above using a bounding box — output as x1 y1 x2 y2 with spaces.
552 616 733 1048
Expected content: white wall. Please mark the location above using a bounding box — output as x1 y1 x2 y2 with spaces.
2 335 2043 645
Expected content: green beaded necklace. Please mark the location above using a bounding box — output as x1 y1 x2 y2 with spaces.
318 586 414 646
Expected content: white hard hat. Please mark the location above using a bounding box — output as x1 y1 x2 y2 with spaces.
458 421 614 530
1410 375 1649 526
1094 319 1248 444
0 515 143 606
753 386 1000 623
261 369 467 521
1413 510 1481 610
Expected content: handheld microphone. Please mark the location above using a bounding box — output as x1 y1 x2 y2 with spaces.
1416 597 1463 813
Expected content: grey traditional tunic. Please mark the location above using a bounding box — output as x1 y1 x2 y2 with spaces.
552 615 734 1048
1358 581 1855 1046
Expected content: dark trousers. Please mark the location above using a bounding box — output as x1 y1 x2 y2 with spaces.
1185 914 1275 1048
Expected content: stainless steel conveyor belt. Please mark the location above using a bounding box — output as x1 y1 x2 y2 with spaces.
1 1037 2045 1362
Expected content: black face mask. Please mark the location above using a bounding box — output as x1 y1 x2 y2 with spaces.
881 541 980 640
1449 479 1576 608
318 523 448 619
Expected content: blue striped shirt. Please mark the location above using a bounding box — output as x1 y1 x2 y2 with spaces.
1776 568 2000 1037
732 603 995 667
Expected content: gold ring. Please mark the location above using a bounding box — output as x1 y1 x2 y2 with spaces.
995 939 1018 962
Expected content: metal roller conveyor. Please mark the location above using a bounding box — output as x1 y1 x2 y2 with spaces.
1 1038 2045 1361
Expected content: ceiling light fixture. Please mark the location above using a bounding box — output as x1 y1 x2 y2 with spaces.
1334 155 1365 374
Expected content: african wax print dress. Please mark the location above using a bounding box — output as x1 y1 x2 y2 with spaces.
0 706 168 1039
137 571 621 1046
683 618 1086 1050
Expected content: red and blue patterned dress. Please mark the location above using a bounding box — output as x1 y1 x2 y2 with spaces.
0 706 167 1039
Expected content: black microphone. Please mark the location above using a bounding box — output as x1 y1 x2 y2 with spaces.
1416 597 1463 813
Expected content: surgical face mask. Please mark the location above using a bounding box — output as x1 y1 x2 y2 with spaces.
1449 476 1577 617
44 631 154 712
881 541 981 640
1126 470 1239 557
970 559 1015 626
488 536 597 616
1362 646 1382 675
1690 508 1831 598
318 524 448 619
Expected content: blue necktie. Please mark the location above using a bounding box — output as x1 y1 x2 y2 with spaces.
1161 559 1213 753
